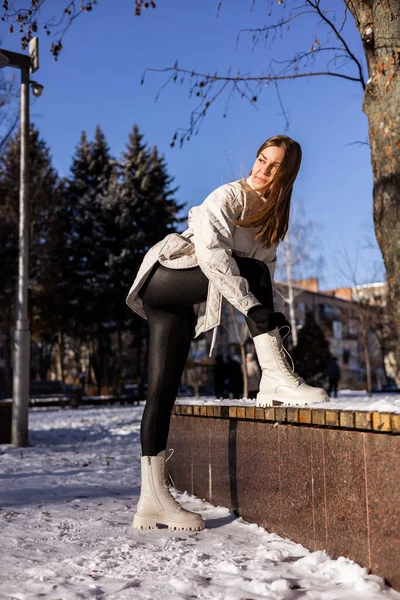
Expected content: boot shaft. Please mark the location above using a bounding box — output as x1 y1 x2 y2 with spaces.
134 453 204 530
253 329 300 386
137 455 165 514
253 330 329 405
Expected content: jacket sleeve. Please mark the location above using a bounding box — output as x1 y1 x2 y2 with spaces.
261 253 287 315
191 185 261 316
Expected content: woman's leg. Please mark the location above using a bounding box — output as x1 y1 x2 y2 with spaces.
133 257 277 531
140 303 196 455
138 258 275 455
235 257 274 310
234 257 275 337
138 264 209 455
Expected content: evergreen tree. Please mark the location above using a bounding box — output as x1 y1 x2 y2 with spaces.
62 127 114 335
100 125 183 387
60 126 116 390
117 125 183 274
104 126 183 321
0 125 62 387
291 312 331 385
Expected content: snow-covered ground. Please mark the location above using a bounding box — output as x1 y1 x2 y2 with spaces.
177 391 400 414
1 402 400 600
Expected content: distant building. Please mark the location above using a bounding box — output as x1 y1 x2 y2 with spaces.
276 278 365 389
189 278 392 393
324 282 387 305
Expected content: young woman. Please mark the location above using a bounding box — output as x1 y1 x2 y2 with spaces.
126 134 328 531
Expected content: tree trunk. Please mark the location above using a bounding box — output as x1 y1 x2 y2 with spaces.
347 0 400 383
241 342 248 398
56 330 64 382
285 236 298 347
114 328 123 393
4 327 13 396
89 339 98 390
362 329 373 396
39 344 52 380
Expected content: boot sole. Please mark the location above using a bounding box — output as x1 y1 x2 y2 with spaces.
256 393 328 407
133 514 205 531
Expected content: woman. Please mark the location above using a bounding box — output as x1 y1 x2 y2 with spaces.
126 135 328 531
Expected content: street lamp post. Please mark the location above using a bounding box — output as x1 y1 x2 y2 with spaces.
0 38 41 446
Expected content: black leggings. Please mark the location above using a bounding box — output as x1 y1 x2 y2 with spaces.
138 257 274 455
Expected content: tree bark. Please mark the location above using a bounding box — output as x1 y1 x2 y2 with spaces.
241 342 248 398
56 330 64 382
346 0 400 383
362 328 373 396
284 235 298 347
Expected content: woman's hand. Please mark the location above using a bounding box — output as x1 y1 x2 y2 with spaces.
247 306 291 334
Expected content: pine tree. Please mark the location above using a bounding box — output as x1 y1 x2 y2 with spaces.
62 127 114 335
0 125 62 387
117 125 183 275
104 126 183 321
100 125 183 387
60 126 116 391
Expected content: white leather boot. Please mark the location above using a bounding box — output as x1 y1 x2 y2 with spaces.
253 328 329 407
133 451 204 531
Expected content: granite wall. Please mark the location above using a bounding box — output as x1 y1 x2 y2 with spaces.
168 404 400 590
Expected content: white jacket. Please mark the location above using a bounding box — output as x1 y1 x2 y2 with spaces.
126 177 286 356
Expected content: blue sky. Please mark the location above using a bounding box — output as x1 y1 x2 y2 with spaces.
0 0 384 289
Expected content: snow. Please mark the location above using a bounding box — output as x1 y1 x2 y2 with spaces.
1 404 400 600
176 391 400 414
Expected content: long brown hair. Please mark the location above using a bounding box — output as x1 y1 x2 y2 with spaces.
231 135 302 247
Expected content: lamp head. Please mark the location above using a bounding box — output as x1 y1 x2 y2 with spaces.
30 81 44 97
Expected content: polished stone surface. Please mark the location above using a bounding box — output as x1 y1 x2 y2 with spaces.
366 433 400 589
168 412 400 591
236 421 281 532
279 426 314 548
323 429 369 567
209 418 230 508
310 428 328 550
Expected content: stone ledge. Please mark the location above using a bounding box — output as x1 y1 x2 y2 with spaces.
167 411 400 591
171 404 400 434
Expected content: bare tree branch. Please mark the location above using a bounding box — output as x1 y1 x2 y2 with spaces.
1 1 156 59
0 70 19 152
147 65 364 86
2 1 368 145
0 112 19 152
142 0 367 144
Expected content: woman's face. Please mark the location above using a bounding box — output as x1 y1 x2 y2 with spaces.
250 145 285 191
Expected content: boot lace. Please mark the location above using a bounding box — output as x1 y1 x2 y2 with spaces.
276 325 304 385
164 449 181 510
165 448 176 489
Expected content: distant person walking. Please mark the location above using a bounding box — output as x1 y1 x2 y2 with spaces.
246 353 261 399
327 356 341 398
